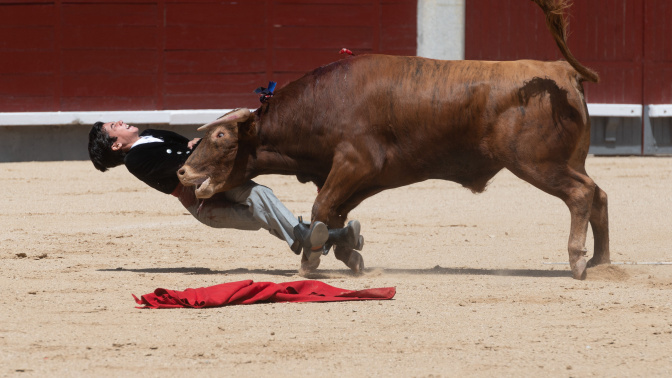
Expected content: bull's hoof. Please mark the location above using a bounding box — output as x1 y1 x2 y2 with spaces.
587 256 611 268
571 258 587 280
298 251 322 276
346 250 365 275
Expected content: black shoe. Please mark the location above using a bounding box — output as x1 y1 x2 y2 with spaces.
323 220 364 255
290 217 329 255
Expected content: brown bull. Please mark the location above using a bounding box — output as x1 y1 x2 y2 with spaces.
178 0 609 280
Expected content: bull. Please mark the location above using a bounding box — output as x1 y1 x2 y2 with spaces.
178 0 609 280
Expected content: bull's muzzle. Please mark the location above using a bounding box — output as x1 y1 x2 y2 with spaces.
177 166 200 187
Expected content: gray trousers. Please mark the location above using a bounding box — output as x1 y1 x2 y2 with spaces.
173 180 300 249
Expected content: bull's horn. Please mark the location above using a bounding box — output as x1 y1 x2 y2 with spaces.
197 108 251 131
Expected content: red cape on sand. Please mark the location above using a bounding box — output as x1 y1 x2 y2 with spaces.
133 279 396 309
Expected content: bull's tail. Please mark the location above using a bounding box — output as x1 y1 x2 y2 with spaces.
531 0 599 83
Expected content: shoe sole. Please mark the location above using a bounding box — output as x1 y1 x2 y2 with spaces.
355 235 364 251
309 221 329 251
346 220 362 250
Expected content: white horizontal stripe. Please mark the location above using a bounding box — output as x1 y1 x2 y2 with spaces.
587 103 642 117
0 109 242 126
648 104 672 118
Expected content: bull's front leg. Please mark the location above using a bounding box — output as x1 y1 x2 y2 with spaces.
298 190 353 275
304 197 365 275
325 190 381 275
299 152 371 275
332 236 365 275
297 194 340 275
322 211 365 275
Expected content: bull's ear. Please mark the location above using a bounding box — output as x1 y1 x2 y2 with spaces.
238 117 258 140
197 108 251 131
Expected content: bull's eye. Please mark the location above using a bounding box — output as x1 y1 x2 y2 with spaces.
217 132 224 138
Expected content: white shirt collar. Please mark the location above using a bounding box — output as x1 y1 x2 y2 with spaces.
130 135 163 149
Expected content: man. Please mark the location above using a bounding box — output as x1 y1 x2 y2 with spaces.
87 119 364 259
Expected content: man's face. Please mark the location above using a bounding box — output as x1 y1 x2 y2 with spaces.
102 120 139 151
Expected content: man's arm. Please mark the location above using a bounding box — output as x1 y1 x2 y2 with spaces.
125 143 191 194
188 138 201 149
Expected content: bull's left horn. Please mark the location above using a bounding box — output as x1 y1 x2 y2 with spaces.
197 108 251 131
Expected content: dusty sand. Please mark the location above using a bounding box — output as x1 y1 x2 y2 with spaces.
1 156 671 377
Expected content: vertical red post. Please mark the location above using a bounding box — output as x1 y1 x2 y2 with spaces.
157 0 165 110
55 0 62 111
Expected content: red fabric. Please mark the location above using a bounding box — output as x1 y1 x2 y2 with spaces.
133 280 395 309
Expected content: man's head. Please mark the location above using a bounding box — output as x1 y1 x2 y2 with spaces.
88 120 139 172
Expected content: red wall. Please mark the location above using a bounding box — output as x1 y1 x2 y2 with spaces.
466 0 672 105
0 0 416 112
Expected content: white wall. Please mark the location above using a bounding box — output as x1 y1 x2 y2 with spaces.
417 0 465 60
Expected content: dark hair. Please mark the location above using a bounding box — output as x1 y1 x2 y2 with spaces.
88 121 126 172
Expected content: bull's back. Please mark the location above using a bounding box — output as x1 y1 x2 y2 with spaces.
348 55 585 140
276 54 590 186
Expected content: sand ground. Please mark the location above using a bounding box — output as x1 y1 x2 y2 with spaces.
1 156 671 377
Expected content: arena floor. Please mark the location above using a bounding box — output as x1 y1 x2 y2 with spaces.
1 156 671 376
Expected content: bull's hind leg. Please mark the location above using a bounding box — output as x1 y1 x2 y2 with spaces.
564 175 594 280
511 165 597 280
587 185 610 267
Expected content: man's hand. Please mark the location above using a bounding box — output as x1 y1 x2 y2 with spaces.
188 138 201 149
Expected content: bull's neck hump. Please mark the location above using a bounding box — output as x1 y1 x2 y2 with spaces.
249 105 331 177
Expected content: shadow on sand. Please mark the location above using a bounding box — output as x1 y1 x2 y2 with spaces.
99 265 571 279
